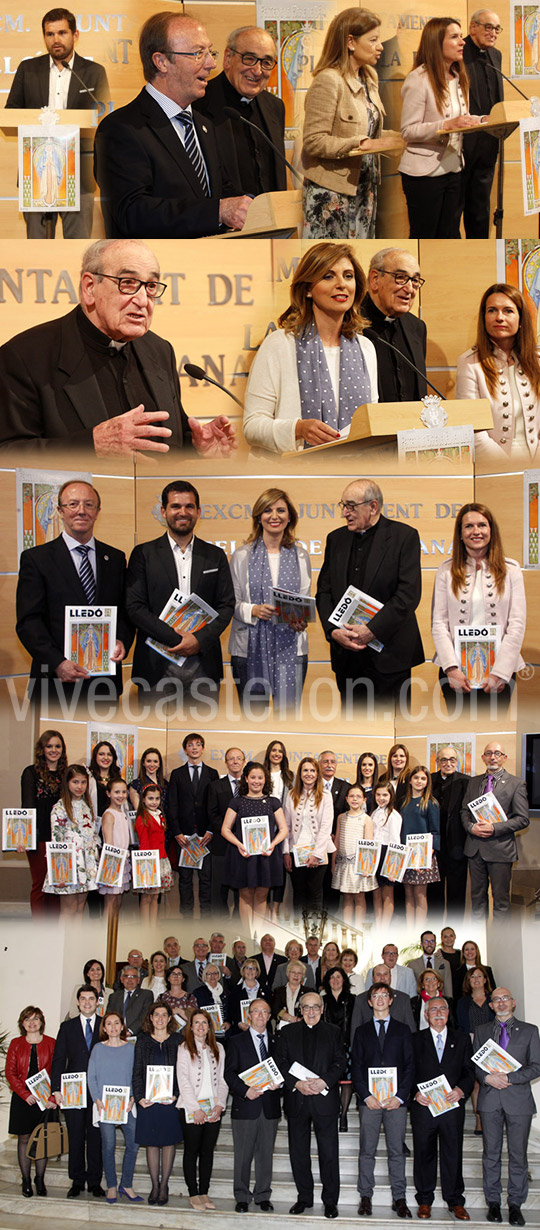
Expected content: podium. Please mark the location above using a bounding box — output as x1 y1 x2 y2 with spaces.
441 99 534 237
282 397 493 456
0 108 100 136
221 189 302 239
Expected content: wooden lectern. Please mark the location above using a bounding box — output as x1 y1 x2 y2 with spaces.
0 108 100 137
220 189 302 239
282 397 493 456
441 99 534 237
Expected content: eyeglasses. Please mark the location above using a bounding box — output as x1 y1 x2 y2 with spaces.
96 273 167 298
483 750 506 758
491 995 513 1004
374 268 425 290
301 1004 322 1013
338 499 374 513
59 499 99 511
228 47 277 70
167 47 218 63
438 756 457 764
475 21 502 33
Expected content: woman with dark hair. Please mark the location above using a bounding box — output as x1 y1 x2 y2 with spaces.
6 1005 56 1196
88 741 121 818
355 750 379 811
21 729 67 915
410 968 454 1030
129 747 168 814
302 8 401 237
399 16 484 236
263 740 294 803
133 1002 182 1206
227 959 270 1032
242 242 378 454
222 762 287 929
320 941 342 986
456 966 495 1134
453 940 496 1001
432 502 526 700
176 1010 227 1210
228 489 312 709
378 743 410 808
87 1011 140 1204
66 958 113 1018
284 757 335 914
141 951 168 1000
456 283 540 460
160 966 198 1025
321 967 355 1130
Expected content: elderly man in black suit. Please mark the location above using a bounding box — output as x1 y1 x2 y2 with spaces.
318 751 350 822
207 746 245 913
16 479 131 705
107 966 153 1038
351 982 414 1219
168 733 219 914
94 12 251 238
274 991 347 1218
6 7 109 238
362 249 427 403
430 745 470 917
316 479 424 707
463 10 503 237
225 998 281 1212
461 742 530 918
411 997 474 1220
51 986 103 1198
474 986 540 1226
194 26 286 197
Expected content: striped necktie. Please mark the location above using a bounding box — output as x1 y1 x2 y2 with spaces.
76 544 96 604
176 110 209 195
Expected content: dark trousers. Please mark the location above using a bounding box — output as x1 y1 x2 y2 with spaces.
232 1114 279 1204
64 1105 102 1188
462 146 498 237
401 171 463 238
178 856 212 915
288 1105 340 1206
334 655 412 709
411 1101 466 1206
468 854 513 918
290 864 327 914
428 847 468 918
181 1117 221 1196
26 844 60 917
210 852 238 914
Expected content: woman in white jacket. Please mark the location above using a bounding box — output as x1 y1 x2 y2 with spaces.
176 1011 227 1211
284 758 334 914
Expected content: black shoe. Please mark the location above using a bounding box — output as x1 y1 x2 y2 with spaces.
236 1203 249 1213
509 1208 525 1227
67 1183 83 1199
359 1197 373 1216
487 1205 503 1224
34 1176 47 1196
90 1185 106 1198
392 1199 412 1219
157 1185 169 1206
21 1180 33 1197
325 1205 339 1219
403 1143 411 1155
290 1200 314 1214
339 1115 348 1132
148 1188 158 1206
258 1202 274 1212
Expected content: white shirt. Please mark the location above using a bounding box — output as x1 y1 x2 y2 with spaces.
48 54 75 109
145 82 209 177
430 1025 447 1053
63 531 96 582
168 533 193 594
79 1012 96 1036
249 1025 269 1054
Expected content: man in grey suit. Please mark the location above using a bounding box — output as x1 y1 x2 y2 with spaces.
407 931 453 999
461 742 530 918
107 966 153 1037
474 986 540 1226
352 965 416 1039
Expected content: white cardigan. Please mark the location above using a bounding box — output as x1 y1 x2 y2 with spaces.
228 541 312 657
242 328 378 454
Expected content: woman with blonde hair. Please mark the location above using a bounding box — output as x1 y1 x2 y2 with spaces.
229 488 311 708
456 283 540 460
284 757 334 913
242 241 378 454
399 16 484 236
302 8 401 237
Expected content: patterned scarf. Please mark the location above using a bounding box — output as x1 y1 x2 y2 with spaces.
295 324 371 432
247 537 302 705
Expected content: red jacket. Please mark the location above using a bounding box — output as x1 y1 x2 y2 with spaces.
6 1034 56 1100
136 809 167 858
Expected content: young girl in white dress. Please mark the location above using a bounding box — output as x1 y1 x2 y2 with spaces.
99 778 132 920
371 782 403 924
43 764 99 916
331 784 376 924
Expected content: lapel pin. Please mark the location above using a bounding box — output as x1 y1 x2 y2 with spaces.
104 555 109 561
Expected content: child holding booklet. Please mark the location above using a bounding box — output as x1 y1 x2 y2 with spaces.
99 779 131 920
135 785 173 925
43 764 100 915
400 766 440 925
371 782 403 924
332 784 376 924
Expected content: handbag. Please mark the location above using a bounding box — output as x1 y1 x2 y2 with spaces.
26 1108 68 1160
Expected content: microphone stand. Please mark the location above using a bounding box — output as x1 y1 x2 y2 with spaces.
183 363 244 407
479 54 536 236
223 105 303 185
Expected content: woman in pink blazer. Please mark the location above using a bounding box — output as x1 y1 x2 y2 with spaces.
431 503 526 706
398 17 484 237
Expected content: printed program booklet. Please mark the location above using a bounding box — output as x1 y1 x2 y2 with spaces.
63 604 117 675
241 814 271 855
61 1072 87 1109
2 808 36 851
454 624 501 687
25 1068 51 1110
145 589 217 666
417 1074 458 1117
468 792 508 826
405 832 433 871
271 587 317 626
328 585 384 652
380 843 410 882
239 1056 284 1091
179 834 209 869
96 843 127 888
131 849 161 890
368 1067 397 1102
293 841 315 867
100 1086 130 1124
46 841 78 888
354 839 380 877
185 1097 214 1123
145 1066 174 1103
472 1039 522 1074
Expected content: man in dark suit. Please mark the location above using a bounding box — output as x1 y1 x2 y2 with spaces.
274 991 347 1217
351 983 414 1218
6 7 109 238
362 249 427 403
461 742 530 918
225 998 281 1212
0 238 237 456
51 985 103 1197
301 935 322 988
250 933 287 997
94 12 251 238
430 745 470 916
352 965 416 1038
194 26 286 197
168 733 219 914
411 997 474 1219
474 986 540 1225
207 747 245 913
407 931 453 1000
126 480 235 703
180 937 211 992
107 966 153 1037
318 751 350 823
463 11 503 237
16 479 131 704
316 479 424 705
227 939 248 986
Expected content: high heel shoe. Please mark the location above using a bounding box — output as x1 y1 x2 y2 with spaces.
34 1176 47 1196
148 1186 159 1205
157 1184 169 1206
21 1179 33 1197
119 1185 143 1203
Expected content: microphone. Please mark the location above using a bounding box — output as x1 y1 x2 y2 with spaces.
183 363 243 407
64 60 101 108
369 331 446 400
479 51 530 102
223 105 304 185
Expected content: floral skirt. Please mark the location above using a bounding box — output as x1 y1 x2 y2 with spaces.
402 852 440 886
138 856 173 894
302 159 378 239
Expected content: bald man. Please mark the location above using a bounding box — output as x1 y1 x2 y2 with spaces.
430 745 470 917
463 10 503 237
362 248 427 402
461 742 529 917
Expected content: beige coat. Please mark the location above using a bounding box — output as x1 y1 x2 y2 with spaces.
302 67 383 195
456 345 540 459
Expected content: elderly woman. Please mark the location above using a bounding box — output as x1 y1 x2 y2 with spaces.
399 17 484 237
432 503 526 701
456 283 540 461
228 959 270 1033
242 242 378 454
21 729 67 916
194 963 231 1037
159 966 198 1025
284 757 335 914
302 8 400 238
87 1011 140 1204
322 967 355 1130
133 1003 182 1206
6 1005 56 1196
411 968 449 1030
271 960 307 1024
273 939 316 990
177 1011 228 1211
229 488 312 709
141 951 168 1000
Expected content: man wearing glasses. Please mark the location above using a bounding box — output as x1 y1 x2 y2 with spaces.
431 745 470 917
274 992 347 1219
94 13 251 238
0 239 236 456
316 478 424 707
461 742 530 918
473 987 540 1226
362 249 428 403
463 11 503 237
194 26 287 196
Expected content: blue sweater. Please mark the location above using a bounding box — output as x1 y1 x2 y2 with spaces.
87 1042 134 1101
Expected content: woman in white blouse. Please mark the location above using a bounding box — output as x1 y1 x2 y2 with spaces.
141 951 168 1000
284 758 334 915
176 1011 227 1211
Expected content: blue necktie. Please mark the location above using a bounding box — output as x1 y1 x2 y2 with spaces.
76 544 96 604
176 110 209 195
257 1033 268 1061
85 1019 93 1050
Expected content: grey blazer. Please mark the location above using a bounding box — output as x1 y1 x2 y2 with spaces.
474 1017 540 1115
461 771 530 863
